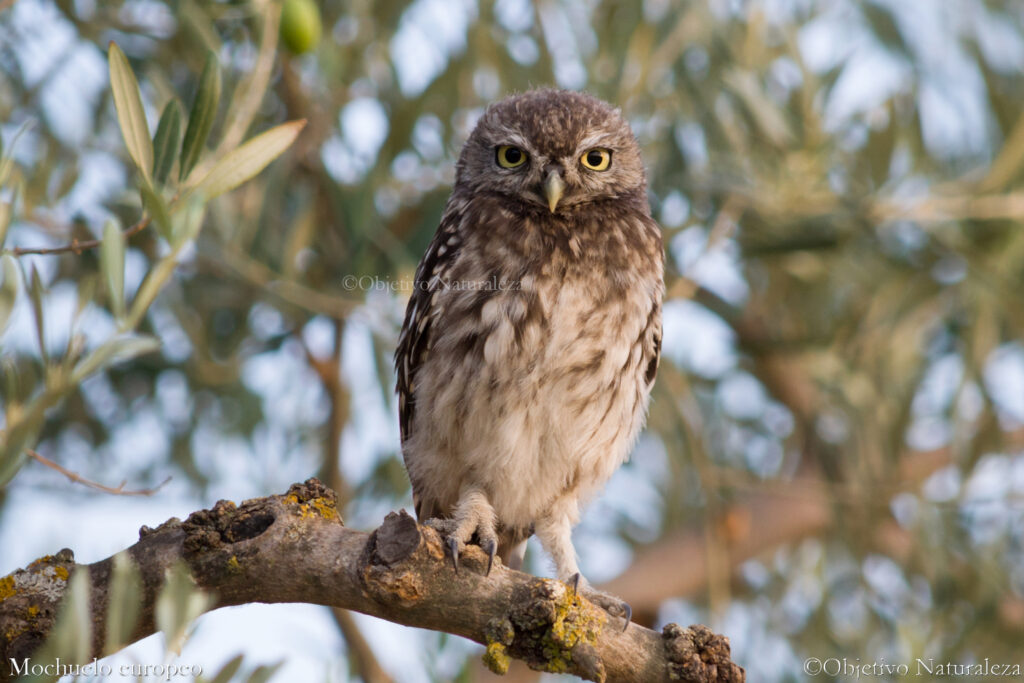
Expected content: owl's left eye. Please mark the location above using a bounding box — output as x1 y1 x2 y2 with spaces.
580 148 612 171
496 145 527 168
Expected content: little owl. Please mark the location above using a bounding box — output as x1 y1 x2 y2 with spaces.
395 89 663 627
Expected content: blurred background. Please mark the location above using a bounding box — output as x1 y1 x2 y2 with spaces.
3 0 1024 680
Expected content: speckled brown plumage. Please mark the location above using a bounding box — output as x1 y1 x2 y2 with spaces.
395 90 663 620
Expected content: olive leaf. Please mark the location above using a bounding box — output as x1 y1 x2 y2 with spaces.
48 569 93 665
104 552 143 655
108 42 153 183
0 253 19 335
156 562 214 656
0 201 9 250
179 51 222 182
141 182 173 241
153 99 184 185
194 119 306 200
27 265 47 365
71 335 161 384
207 654 245 683
100 219 125 318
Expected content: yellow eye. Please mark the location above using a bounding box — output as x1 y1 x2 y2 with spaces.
496 145 527 168
581 148 611 171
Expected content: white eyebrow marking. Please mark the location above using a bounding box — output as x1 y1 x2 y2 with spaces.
495 128 531 150
576 131 618 152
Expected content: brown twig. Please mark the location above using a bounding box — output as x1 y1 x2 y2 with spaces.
25 449 170 496
305 320 391 682
745 188 1024 226
3 216 150 257
305 318 353 506
329 608 395 683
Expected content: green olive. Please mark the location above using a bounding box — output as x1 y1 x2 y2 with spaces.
280 0 322 55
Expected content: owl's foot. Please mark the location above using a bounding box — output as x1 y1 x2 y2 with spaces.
424 515 499 576
567 573 632 632
442 534 497 575
423 518 461 571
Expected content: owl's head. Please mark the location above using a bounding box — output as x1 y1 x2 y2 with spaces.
455 89 646 214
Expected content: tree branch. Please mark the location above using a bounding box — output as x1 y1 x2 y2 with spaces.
2 217 150 257
24 449 171 497
0 479 744 683
305 321 391 682
601 446 985 623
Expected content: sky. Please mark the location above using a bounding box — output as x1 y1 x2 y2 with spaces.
3 0 1024 681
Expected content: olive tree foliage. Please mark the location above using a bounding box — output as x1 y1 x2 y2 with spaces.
2 0 1024 679
0 36 304 488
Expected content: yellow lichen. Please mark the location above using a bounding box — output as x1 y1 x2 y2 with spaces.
310 497 338 520
26 605 39 618
484 582 607 677
544 652 570 673
226 556 242 574
537 582 606 674
53 566 69 581
483 642 511 675
288 494 338 520
552 593 604 647
0 575 15 602
29 555 54 569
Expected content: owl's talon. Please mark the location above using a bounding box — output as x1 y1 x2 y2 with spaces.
568 572 581 597
446 536 460 573
578 583 632 631
482 538 497 576
426 516 499 576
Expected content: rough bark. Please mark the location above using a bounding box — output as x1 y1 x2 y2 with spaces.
0 479 744 683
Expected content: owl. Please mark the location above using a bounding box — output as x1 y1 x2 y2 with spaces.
395 89 663 626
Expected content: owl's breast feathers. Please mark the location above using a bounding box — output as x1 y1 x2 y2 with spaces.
396 191 663 522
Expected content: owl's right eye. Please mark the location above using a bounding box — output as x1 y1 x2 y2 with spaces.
496 145 527 169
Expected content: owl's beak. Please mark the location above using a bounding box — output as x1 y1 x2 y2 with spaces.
543 170 565 213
